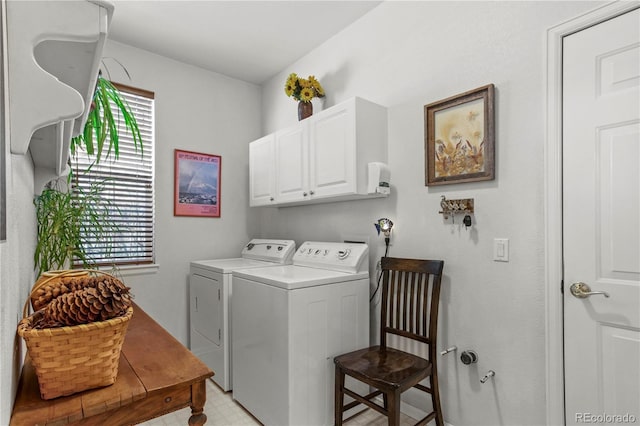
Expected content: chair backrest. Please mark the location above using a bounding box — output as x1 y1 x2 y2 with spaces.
379 257 445 356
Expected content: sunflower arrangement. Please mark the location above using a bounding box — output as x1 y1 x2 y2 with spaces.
284 73 325 102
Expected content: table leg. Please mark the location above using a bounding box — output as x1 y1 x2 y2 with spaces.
188 380 208 426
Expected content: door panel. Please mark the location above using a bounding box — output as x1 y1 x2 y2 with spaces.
275 124 308 202
599 124 639 280
309 103 356 197
249 134 275 206
563 8 640 424
601 326 640 415
191 273 221 347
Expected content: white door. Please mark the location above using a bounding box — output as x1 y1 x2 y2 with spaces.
563 8 640 425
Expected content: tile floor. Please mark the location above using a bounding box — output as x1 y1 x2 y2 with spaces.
140 378 418 426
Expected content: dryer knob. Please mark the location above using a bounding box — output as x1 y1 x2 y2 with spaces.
337 249 351 260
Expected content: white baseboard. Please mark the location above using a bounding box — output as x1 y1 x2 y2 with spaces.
399 400 428 423
373 396 455 426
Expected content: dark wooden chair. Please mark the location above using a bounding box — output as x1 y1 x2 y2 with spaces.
334 257 445 426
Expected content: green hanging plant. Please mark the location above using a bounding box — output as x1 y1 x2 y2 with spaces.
70 74 143 163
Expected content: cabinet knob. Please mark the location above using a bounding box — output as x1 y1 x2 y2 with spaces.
309 190 315 195
303 192 308 197
270 197 274 201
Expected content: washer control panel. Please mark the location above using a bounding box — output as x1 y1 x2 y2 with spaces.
241 239 296 263
293 242 369 273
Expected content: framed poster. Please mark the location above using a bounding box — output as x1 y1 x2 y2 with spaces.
424 84 495 186
174 149 221 217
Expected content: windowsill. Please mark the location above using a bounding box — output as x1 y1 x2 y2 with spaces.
98 263 160 277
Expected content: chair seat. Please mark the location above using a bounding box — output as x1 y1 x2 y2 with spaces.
335 345 432 391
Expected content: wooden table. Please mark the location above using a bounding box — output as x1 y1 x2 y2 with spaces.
10 303 214 425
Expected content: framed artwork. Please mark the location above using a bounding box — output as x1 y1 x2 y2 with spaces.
174 149 221 217
424 84 495 186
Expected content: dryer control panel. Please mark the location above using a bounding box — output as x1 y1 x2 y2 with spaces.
241 239 296 264
293 241 369 273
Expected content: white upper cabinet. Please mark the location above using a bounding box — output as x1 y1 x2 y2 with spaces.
249 134 277 206
249 97 388 207
6 0 114 192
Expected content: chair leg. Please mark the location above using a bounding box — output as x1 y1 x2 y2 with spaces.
387 389 401 426
430 373 444 426
335 366 345 426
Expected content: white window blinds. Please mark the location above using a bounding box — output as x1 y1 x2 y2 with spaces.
72 83 155 267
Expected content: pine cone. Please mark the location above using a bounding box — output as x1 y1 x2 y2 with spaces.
32 277 132 329
32 274 95 311
32 274 129 311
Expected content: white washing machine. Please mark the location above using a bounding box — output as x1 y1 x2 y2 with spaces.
231 241 370 426
189 239 296 391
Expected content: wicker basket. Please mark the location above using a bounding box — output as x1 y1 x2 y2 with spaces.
18 270 133 400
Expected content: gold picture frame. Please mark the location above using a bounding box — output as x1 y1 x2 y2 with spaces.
425 84 495 186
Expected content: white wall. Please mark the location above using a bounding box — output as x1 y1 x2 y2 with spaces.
0 156 36 425
0 1 37 421
0 152 36 425
257 2 602 425
94 41 263 344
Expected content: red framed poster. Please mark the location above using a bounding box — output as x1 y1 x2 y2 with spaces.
174 149 221 217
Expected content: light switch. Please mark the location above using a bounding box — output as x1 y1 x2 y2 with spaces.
493 238 509 262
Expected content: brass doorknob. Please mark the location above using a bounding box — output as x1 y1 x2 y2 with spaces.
570 282 610 298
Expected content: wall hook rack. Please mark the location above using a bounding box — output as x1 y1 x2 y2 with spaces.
439 196 474 220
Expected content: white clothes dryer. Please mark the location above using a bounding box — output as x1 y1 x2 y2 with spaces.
189 239 296 391
231 241 370 426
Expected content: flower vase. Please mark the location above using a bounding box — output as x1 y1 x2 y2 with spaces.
298 101 313 121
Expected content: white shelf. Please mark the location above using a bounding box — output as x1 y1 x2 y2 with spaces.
6 0 113 192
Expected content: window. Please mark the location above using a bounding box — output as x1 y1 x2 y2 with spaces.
72 83 155 267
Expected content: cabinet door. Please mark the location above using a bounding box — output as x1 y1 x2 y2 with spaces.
249 134 276 206
275 124 309 203
309 102 357 198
